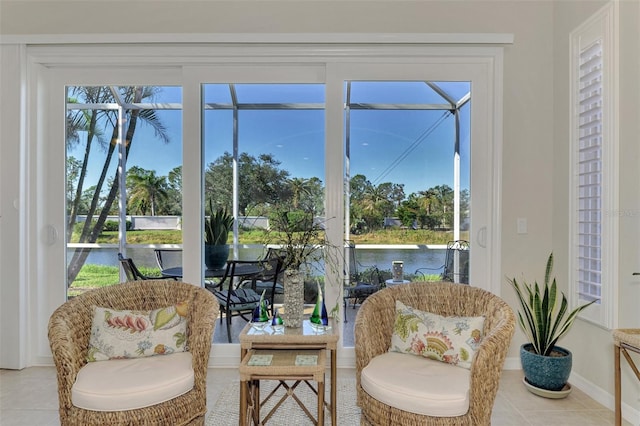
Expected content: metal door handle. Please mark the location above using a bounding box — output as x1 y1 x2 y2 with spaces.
476 226 487 248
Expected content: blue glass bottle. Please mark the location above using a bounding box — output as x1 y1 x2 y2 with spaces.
310 282 329 331
251 290 269 330
271 308 284 333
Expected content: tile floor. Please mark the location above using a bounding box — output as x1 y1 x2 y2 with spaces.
0 367 632 426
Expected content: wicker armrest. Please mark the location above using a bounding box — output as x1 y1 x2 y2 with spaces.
354 290 396 380
467 298 515 423
48 295 96 410
182 284 218 394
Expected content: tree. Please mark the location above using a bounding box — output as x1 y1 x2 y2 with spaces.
66 86 171 286
205 152 290 215
349 174 369 203
66 156 84 213
348 174 370 233
397 195 419 228
407 184 455 230
126 168 168 216
288 176 324 213
164 166 183 215
65 87 109 242
289 177 312 209
429 184 454 228
349 175 403 231
299 176 324 214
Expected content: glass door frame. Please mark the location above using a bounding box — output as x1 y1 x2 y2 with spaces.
30 43 503 367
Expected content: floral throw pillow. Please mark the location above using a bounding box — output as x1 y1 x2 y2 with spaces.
390 300 484 369
87 302 189 362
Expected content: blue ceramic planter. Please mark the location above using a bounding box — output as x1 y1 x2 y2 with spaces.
204 244 229 270
520 343 572 391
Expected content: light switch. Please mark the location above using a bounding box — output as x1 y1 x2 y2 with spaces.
517 218 528 234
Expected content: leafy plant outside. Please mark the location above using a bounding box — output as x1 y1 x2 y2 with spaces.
264 208 327 270
204 199 233 245
507 253 595 357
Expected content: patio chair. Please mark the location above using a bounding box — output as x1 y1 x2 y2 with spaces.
205 260 266 343
343 243 381 322
442 240 470 284
48 280 219 426
355 282 515 425
244 249 285 314
154 248 183 270
117 253 171 281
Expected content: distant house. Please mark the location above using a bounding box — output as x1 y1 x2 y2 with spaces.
384 217 418 230
383 217 403 228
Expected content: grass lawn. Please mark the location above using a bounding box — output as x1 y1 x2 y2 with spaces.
90 228 467 245
68 264 163 297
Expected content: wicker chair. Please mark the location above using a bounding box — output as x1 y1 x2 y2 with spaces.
355 282 515 426
48 280 219 426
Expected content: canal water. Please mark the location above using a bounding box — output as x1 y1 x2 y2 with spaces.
72 246 447 277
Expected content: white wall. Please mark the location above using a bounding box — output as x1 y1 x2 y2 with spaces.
0 45 28 369
1 0 638 419
552 0 640 417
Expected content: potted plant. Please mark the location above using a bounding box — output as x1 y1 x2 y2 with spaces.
204 199 233 270
508 253 595 396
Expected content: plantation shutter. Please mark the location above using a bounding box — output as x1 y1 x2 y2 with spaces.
570 2 617 328
576 39 603 303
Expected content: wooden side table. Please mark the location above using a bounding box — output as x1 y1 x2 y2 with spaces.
239 320 339 425
239 349 326 425
613 329 640 426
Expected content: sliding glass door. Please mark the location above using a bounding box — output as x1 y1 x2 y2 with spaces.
34 45 501 365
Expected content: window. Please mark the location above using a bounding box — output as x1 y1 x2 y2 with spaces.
65 86 183 296
202 83 325 256
570 2 618 328
345 81 471 272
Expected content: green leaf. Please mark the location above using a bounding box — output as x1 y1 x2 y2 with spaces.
507 252 596 356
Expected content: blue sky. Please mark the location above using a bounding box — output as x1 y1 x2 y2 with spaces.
69 82 470 198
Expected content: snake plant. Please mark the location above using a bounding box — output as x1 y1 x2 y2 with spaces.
204 199 233 245
508 253 595 356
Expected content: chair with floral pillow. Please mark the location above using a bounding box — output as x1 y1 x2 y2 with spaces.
48 280 218 426
355 282 515 425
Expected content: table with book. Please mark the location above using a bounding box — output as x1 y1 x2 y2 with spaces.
239 319 339 425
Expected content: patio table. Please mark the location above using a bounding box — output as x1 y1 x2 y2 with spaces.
161 263 262 280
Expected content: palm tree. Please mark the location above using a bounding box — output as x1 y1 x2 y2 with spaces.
65 88 109 242
288 177 312 209
66 86 171 285
416 190 433 215
127 169 168 216
421 184 454 229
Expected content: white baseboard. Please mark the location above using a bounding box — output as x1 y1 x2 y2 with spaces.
569 371 640 426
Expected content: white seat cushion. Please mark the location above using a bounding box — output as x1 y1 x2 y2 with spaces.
72 352 194 411
361 351 470 417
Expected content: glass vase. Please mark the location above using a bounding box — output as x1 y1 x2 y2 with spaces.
310 282 329 331
251 289 270 331
282 269 304 328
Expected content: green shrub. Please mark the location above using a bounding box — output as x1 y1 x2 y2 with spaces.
269 209 313 232
103 220 119 232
